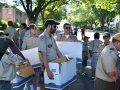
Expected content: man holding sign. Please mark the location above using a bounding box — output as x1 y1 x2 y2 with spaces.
38 19 62 88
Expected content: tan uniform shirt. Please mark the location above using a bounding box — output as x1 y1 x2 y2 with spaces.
4 26 18 42
22 33 38 50
82 42 89 56
98 43 109 55
89 39 103 53
20 29 26 40
0 53 24 81
96 43 118 82
38 30 58 61
56 34 78 42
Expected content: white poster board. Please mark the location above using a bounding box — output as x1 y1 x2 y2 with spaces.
56 42 83 63
21 48 41 68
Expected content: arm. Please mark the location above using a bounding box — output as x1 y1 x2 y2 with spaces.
40 51 54 79
7 38 25 60
56 49 63 58
89 50 92 57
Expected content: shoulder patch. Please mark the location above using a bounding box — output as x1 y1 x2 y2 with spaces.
40 35 44 39
109 50 114 55
9 53 14 58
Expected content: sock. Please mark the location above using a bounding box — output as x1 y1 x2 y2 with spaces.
30 84 34 90
37 87 41 90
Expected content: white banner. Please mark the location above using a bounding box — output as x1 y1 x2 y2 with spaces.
56 42 83 59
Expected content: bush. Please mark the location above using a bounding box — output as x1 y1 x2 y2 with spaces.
0 20 8 30
13 22 19 28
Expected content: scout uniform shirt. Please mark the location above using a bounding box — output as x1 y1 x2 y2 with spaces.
98 43 109 55
22 33 38 50
89 39 103 53
56 34 78 42
96 42 118 82
0 52 24 81
38 30 58 61
20 29 26 40
4 26 18 42
82 42 89 56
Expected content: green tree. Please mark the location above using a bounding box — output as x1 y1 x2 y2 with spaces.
11 0 67 22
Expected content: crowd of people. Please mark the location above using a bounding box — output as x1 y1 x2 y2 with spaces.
0 19 120 90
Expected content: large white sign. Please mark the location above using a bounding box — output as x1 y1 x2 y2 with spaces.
21 48 41 68
56 42 83 59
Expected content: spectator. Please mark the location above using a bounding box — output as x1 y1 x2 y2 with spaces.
81 36 90 77
56 23 78 42
4 21 18 44
89 32 103 81
74 26 78 36
81 26 86 40
19 23 27 48
94 33 120 90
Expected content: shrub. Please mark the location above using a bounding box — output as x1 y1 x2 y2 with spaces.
0 20 8 30
13 22 19 28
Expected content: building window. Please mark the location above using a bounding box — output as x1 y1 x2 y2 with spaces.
16 19 18 22
16 11 18 15
8 18 12 21
20 20 21 24
20 12 22 17
8 8 12 14
0 6 2 12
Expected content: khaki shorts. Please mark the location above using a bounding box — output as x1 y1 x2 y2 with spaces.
91 53 98 69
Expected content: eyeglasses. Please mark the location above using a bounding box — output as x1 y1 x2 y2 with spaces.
65 27 71 29
53 26 57 29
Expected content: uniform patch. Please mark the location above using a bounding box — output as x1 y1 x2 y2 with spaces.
40 35 44 39
109 50 114 55
48 44 52 48
9 53 14 58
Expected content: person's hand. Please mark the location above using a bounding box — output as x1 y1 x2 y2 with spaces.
25 58 29 62
6 38 15 47
47 70 54 79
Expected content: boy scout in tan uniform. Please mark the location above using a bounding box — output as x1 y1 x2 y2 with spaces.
98 32 110 55
22 24 41 90
56 23 78 42
94 33 120 90
89 32 103 81
81 36 90 77
38 19 63 90
0 32 26 90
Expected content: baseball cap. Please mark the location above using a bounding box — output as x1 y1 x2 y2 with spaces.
113 33 120 41
0 32 9 53
84 36 90 40
44 19 60 28
103 32 110 37
29 24 36 29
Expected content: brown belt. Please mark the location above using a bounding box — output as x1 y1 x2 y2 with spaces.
0 80 10 83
